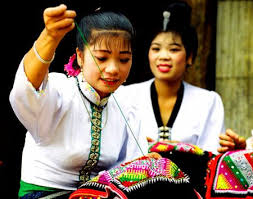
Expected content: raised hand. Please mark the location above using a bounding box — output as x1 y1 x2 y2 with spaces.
43 4 76 42
24 4 76 89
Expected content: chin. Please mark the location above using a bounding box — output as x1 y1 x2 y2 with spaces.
100 87 118 97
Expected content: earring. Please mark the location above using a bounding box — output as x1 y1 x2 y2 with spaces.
80 67 85 82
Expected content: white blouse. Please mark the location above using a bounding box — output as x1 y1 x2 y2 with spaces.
116 79 225 154
9 59 148 190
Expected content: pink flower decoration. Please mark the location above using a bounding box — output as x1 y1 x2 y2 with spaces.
64 53 81 77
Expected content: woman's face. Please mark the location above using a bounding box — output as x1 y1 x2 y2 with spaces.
77 34 132 98
148 32 192 83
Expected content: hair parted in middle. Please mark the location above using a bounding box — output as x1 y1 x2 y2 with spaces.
153 1 198 66
76 11 135 51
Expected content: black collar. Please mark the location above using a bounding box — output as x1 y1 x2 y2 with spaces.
150 81 184 128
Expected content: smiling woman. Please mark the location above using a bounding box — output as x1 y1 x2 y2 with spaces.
8 4 148 199
76 29 132 98
148 32 189 83
116 1 225 154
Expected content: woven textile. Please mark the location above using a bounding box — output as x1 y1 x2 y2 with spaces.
69 156 200 199
148 141 205 155
205 150 253 199
149 141 212 197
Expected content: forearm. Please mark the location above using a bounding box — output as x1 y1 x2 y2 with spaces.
24 4 76 89
24 29 60 89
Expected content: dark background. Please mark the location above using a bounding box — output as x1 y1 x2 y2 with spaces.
1 0 165 197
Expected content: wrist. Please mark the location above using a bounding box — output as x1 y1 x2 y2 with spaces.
33 29 60 64
33 41 55 64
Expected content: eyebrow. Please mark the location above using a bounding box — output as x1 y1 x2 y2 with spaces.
151 42 182 47
93 49 132 54
120 51 132 55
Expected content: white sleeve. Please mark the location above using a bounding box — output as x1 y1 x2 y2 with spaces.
118 105 149 164
127 108 149 159
197 92 226 154
9 58 71 144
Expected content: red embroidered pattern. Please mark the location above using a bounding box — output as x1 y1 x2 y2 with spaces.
205 150 253 199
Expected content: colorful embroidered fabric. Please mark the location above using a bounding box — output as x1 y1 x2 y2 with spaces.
205 149 253 199
148 141 205 156
149 142 213 197
69 156 200 199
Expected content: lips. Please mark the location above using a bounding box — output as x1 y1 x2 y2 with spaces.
157 64 172 73
101 78 119 86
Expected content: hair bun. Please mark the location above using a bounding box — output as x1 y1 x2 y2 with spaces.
166 1 192 26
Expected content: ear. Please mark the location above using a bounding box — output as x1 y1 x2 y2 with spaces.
186 53 193 66
76 47 83 67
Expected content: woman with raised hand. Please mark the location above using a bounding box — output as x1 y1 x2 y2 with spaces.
9 4 148 198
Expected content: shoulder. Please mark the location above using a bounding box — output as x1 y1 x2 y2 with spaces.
112 80 154 113
48 72 75 88
47 72 77 98
125 78 154 89
183 81 222 101
114 79 154 108
116 78 154 96
183 81 224 111
108 92 141 123
48 72 69 83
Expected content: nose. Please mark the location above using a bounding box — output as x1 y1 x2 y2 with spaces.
104 61 119 75
158 49 170 60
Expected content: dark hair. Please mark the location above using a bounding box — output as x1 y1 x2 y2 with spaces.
76 11 135 51
153 1 198 65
